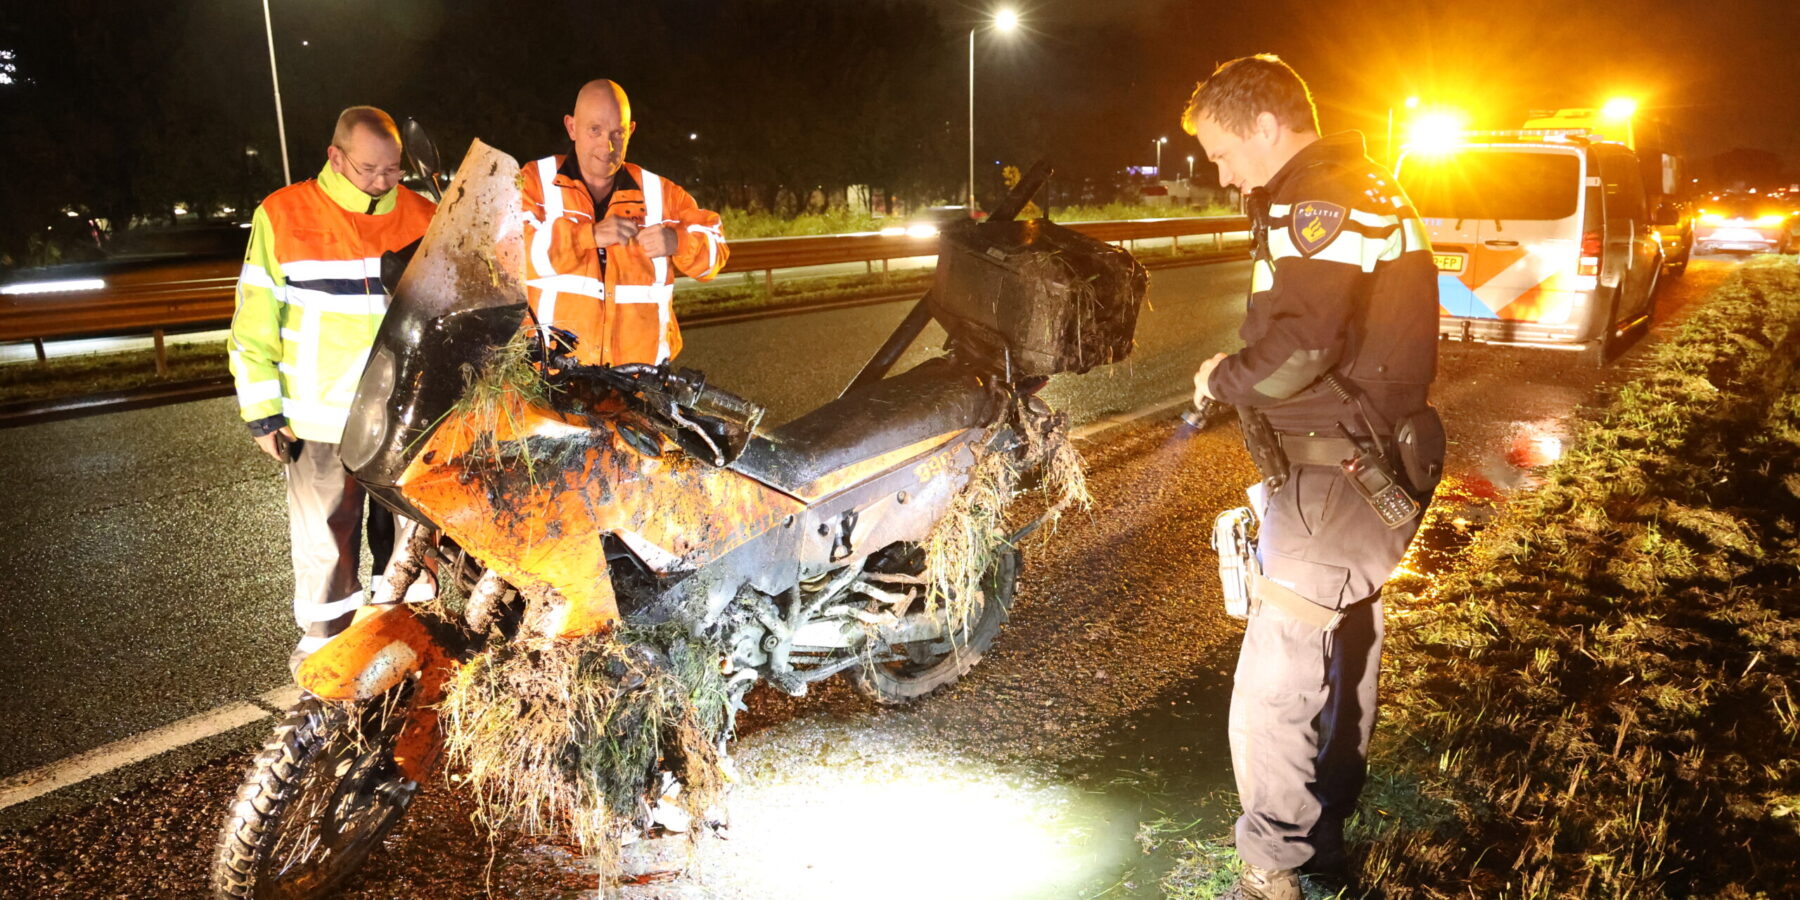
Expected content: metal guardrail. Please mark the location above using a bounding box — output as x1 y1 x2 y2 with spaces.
0 216 1251 362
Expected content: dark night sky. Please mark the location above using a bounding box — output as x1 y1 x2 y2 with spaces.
14 0 1800 173
932 0 1800 175
4 0 1799 258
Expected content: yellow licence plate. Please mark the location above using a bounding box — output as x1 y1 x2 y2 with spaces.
1433 253 1466 273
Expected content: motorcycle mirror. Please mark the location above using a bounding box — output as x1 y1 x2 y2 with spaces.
403 118 445 201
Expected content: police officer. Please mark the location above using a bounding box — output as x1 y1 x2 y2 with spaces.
1183 55 1443 899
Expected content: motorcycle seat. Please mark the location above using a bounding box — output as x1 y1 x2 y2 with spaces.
729 358 1002 497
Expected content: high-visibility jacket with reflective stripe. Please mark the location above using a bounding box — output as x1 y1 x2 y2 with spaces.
1206 131 1439 433
520 157 728 367
229 163 435 442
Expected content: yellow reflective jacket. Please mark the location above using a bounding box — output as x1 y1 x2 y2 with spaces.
229 163 435 442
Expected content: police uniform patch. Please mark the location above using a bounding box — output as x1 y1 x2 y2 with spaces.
1290 200 1347 257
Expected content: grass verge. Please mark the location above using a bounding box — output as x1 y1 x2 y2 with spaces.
1350 258 1800 897
717 202 1237 239
0 341 227 405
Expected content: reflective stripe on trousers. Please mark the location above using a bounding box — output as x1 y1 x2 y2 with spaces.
285 439 394 639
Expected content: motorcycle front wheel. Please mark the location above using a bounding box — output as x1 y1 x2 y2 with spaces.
209 685 418 899
851 546 1018 704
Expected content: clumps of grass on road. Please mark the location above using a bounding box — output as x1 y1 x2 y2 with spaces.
1357 258 1800 897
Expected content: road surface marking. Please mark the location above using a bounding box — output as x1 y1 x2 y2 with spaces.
1071 394 1190 441
0 701 270 811
257 685 304 712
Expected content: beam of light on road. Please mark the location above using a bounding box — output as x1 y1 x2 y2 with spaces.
1 278 106 295
703 739 1136 899
1505 420 1565 469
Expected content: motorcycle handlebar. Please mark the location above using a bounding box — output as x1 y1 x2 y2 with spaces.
549 358 765 431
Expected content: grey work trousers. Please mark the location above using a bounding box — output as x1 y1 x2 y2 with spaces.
1229 463 1420 871
285 438 393 652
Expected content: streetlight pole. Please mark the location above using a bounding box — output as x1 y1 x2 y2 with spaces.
1187 154 1195 182
260 0 292 184
968 28 975 213
968 8 1019 216
1153 136 1167 177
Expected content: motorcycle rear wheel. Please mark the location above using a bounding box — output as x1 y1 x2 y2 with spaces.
851 546 1018 704
209 686 418 899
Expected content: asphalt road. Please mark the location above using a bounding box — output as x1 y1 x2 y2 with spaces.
0 260 1248 815
0 255 1740 898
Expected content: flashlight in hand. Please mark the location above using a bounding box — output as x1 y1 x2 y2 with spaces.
1180 397 1233 431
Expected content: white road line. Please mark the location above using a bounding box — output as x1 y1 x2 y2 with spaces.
0 394 1201 813
0 701 271 811
258 685 304 712
1070 394 1191 441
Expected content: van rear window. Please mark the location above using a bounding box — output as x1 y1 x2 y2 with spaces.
1399 151 1580 221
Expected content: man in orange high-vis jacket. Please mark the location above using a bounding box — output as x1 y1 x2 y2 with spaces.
521 79 728 366
229 106 435 677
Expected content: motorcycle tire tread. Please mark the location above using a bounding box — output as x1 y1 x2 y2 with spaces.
207 696 409 899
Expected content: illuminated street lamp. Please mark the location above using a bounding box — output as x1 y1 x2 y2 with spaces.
1153 136 1168 177
969 8 1020 214
259 0 292 184
1187 154 1195 181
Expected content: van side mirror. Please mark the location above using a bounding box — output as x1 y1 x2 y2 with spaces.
1652 200 1680 227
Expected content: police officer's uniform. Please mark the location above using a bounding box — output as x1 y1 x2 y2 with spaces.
1203 131 1443 872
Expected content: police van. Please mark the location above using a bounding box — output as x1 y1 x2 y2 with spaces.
1396 131 1673 363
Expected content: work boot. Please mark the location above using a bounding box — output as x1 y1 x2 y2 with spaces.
288 624 340 680
1221 863 1303 900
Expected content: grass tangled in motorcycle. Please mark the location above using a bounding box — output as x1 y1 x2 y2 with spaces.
924 399 1090 629
448 332 554 468
438 624 730 879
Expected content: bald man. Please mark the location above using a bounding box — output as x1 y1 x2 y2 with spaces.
520 79 729 367
230 106 436 677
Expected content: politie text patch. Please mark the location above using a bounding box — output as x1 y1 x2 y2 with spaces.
1290 200 1346 257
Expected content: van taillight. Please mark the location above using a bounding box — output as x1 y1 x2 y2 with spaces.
1578 231 1601 276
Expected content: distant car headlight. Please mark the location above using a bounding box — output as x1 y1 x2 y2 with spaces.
1699 212 1725 225
905 224 939 239
1754 214 1787 227
0 278 106 295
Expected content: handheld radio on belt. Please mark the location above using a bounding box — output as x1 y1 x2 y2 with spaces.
1320 372 1420 528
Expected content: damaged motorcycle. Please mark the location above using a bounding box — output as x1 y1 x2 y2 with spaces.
208 139 1147 898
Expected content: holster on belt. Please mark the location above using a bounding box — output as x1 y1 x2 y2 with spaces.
1235 405 1290 490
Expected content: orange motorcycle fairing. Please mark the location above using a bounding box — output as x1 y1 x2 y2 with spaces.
398 398 805 640
295 603 454 702
292 603 456 780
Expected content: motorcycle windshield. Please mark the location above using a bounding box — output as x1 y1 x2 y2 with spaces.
340 139 530 520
